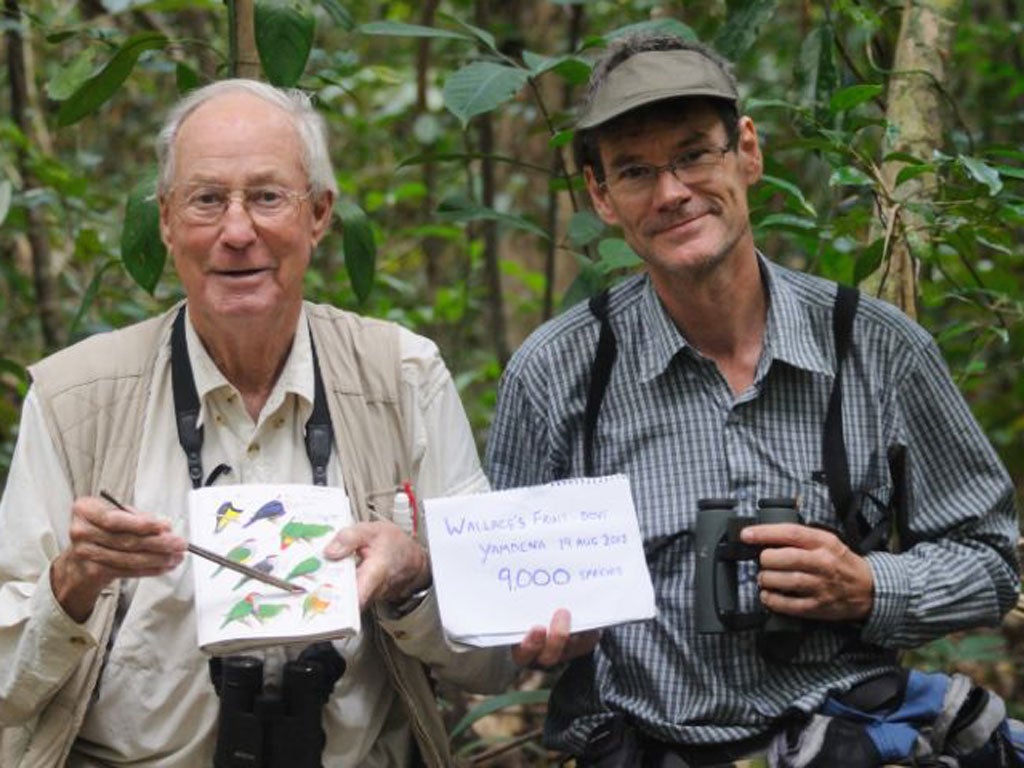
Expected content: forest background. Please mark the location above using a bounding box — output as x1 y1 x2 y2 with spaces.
1 0 1022 764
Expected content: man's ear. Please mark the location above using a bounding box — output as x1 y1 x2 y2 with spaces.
736 116 763 186
584 166 620 227
158 193 173 249
309 190 335 246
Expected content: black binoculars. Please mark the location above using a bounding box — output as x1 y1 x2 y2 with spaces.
211 643 345 768
694 497 802 636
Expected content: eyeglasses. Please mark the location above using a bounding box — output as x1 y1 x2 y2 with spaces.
170 184 312 226
601 145 734 199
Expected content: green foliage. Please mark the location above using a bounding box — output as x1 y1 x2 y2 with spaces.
254 0 316 87
2 2 1022 757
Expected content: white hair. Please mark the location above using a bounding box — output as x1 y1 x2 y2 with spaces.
155 79 338 196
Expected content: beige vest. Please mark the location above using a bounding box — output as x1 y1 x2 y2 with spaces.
2 302 455 767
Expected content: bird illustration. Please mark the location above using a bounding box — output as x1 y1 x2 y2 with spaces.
214 538 256 577
214 501 244 533
280 520 334 550
243 499 286 528
254 601 291 623
302 584 336 620
220 593 259 628
234 554 277 590
286 556 322 581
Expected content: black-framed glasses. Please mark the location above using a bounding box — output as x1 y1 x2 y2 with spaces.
601 145 734 200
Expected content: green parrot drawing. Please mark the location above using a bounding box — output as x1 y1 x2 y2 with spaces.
214 538 256 577
254 601 291 623
220 593 258 628
214 501 244 533
286 556 322 581
279 520 334 550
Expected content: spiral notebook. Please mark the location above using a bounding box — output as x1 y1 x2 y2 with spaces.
188 483 360 655
424 473 655 646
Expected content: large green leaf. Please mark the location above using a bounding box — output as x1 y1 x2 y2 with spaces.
960 156 1003 196
714 0 778 60
829 84 883 114
336 199 376 303
57 31 167 126
358 20 473 42
595 238 641 273
449 689 550 739
255 1 315 87
46 48 96 101
567 210 605 248
120 178 166 294
443 62 530 129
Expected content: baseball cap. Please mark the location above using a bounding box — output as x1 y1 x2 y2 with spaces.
577 48 739 130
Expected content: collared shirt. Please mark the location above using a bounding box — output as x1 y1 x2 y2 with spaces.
0 306 493 766
485 259 1019 752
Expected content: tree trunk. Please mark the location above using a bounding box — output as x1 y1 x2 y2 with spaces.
5 0 61 350
228 0 260 78
861 0 961 320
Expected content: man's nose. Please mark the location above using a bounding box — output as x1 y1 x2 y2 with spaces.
219 196 258 242
651 166 694 207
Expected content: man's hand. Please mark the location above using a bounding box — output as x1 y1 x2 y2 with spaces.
51 496 187 623
512 608 601 669
740 523 874 622
324 521 430 610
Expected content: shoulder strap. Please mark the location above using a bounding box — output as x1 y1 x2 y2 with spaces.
822 284 862 547
170 306 333 488
584 289 617 478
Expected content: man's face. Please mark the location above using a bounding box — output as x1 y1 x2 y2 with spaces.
585 101 762 284
159 92 332 335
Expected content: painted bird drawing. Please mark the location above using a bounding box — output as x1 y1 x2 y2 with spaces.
286 556 322 581
302 583 337 620
243 499 286 528
220 593 259 628
234 554 278 590
280 520 334 550
214 538 256 577
214 501 244 533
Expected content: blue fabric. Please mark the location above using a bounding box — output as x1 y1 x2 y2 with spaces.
821 670 950 760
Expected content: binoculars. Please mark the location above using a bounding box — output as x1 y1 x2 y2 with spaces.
694 497 802 636
212 643 345 768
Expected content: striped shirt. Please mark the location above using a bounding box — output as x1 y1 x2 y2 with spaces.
484 258 1019 753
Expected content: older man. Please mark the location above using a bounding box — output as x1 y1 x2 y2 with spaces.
0 80 513 767
486 34 1021 767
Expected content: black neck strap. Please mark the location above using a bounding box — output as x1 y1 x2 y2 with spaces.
822 285 860 545
583 289 617 478
170 306 333 488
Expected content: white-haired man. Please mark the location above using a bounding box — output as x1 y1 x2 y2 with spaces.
0 79 515 767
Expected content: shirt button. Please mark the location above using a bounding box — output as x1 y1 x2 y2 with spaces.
247 443 260 454
69 636 87 646
392 630 407 640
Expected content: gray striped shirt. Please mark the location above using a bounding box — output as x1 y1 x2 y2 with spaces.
484 258 1019 752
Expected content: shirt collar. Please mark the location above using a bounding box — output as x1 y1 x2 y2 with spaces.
759 256 832 377
636 255 832 382
185 304 315 426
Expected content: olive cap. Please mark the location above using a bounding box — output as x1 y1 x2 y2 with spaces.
577 48 738 130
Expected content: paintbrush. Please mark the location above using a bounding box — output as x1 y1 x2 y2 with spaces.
99 490 306 595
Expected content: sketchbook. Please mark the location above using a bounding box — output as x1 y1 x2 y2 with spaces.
188 483 360 655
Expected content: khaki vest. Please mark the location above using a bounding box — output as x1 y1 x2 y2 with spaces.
2 302 455 767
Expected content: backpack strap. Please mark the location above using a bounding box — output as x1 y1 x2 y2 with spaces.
822 285 872 551
583 289 617 478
